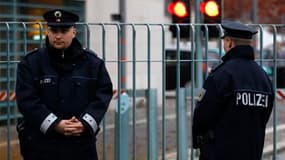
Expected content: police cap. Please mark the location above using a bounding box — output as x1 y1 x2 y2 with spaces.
43 9 79 28
221 20 257 39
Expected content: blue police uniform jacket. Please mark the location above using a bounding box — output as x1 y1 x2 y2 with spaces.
16 37 113 158
192 45 274 160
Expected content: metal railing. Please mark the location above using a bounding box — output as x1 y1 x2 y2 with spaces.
0 22 284 160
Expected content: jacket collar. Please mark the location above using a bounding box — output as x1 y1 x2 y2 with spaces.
222 45 255 62
46 37 85 63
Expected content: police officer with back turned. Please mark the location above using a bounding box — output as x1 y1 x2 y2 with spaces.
192 20 274 160
16 9 113 160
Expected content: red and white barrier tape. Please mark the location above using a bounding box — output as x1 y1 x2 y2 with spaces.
276 89 285 100
0 91 16 101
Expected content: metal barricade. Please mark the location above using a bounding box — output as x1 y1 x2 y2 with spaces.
0 22 284 160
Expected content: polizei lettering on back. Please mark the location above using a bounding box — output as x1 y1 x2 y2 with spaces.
236 91 269 108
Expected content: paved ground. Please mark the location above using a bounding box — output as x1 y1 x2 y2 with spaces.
264 150 285 160
278 151 285 159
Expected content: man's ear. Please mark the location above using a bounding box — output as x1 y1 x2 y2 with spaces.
228 38 234 49
228 41 232 49
72 27 77 38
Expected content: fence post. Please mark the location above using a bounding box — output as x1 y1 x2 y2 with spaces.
147 88 158 160
115 93 130 160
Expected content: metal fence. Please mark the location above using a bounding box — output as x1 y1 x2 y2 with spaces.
0 22 285 160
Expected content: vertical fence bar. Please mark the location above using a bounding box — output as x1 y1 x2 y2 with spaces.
100 23 107 160
161 24 166 160
175 24 181 97
22 23 27 56
84 23 90 49
257 25 264 66
217 24 223 58
38 22 43 48
190 24 196 160
177 88 188 159
131 24 137 160
204 25 209 78
272 25 278 160
115 23 122 160
175 23 182 160
147 24 151 94
11 22 17 125
5 22 11 160
195 25 203 89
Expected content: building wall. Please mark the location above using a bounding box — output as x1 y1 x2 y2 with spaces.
86 0 172 101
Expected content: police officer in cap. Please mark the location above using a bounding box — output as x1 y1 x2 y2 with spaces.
192 20 274 160
16 9 113 160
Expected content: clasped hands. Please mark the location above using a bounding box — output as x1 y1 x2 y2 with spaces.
55 116 85 136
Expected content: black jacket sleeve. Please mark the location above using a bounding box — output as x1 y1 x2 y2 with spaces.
192 71 231 148
16 58 60 134
79 61 113 135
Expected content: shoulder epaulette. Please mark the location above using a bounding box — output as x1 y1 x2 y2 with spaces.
24 48 39 57
211 62 224 73
23 48 40 59
83 48 98 57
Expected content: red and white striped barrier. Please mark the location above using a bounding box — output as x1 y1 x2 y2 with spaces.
9 91 16 101
0 89 120 101
0 91 7 101
112 90 127 99
276 89 285 100
0 91 16 101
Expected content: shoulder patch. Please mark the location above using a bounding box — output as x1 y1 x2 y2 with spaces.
197 88 206 102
